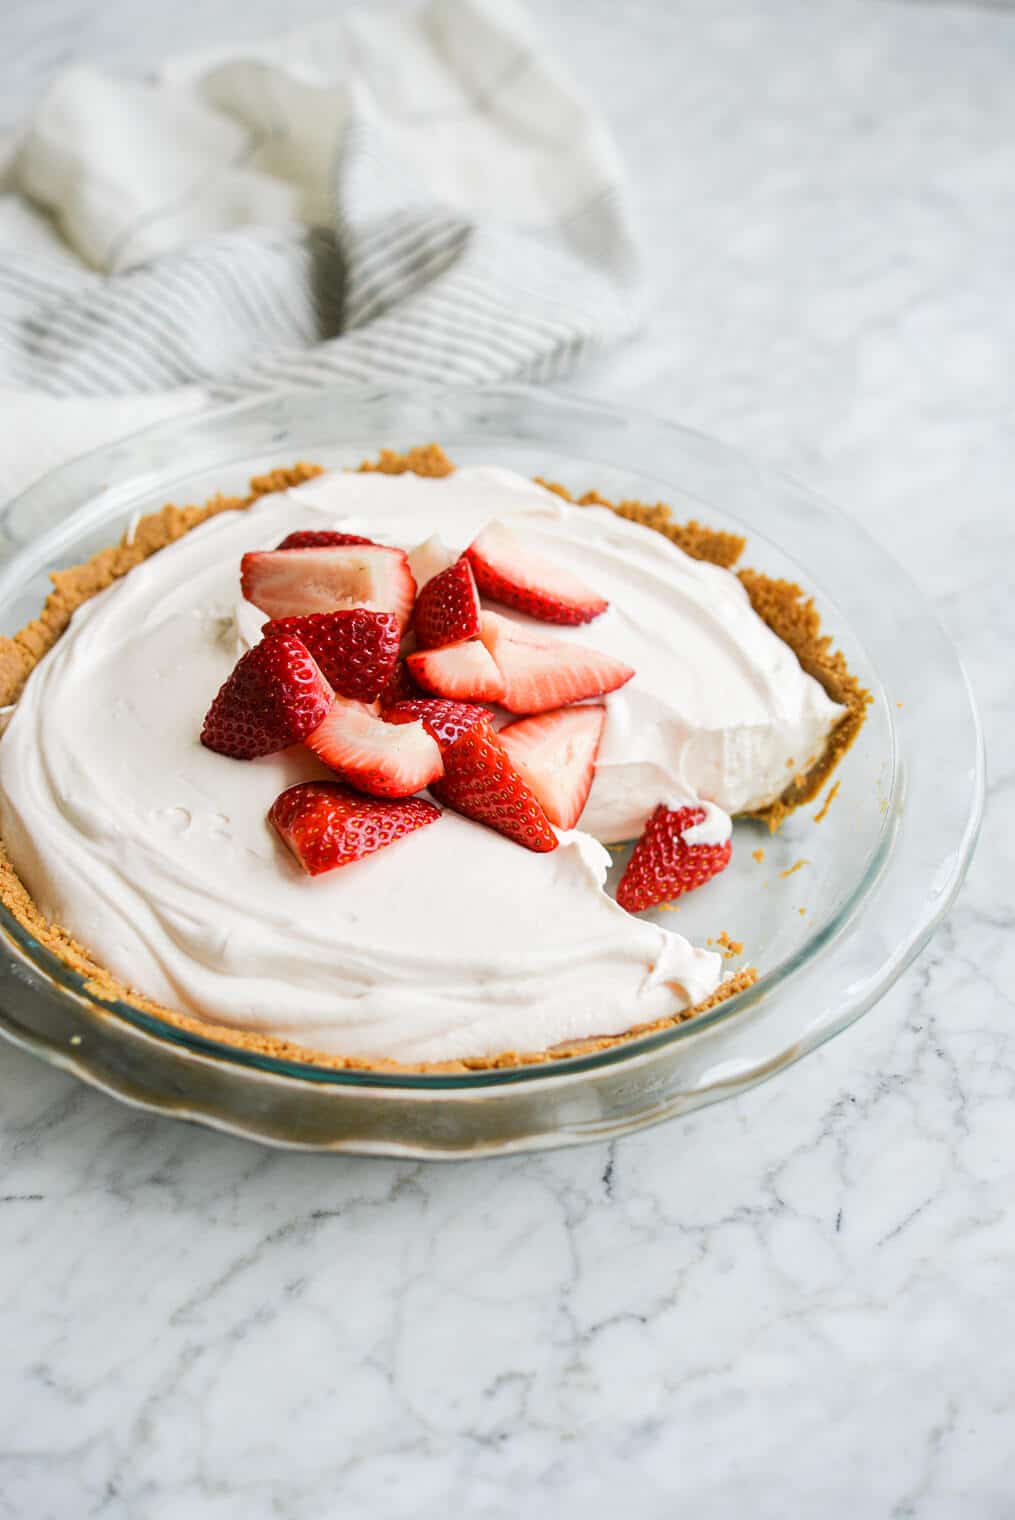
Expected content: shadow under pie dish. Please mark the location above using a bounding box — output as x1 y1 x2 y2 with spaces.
0 442 870 1076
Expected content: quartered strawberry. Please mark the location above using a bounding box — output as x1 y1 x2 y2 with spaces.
383 698 490 752
306 698 444 798
408 533 457 592
498 704 605 830
241 544 416 630
263 609 399 703
276 529 375 550
412 558 481 649
479 611 633 714
270 781 440 876
466 520 608 625
200 634 332 760
407 637 506 702
430 719 557 853
616 804 732 913
377 658 423 712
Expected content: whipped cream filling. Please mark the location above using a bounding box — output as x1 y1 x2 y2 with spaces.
0 467 843 1062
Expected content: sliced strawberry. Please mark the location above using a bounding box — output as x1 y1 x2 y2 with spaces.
413 558 481 650
201 635 332 760
407 638 506 702
276 529 375 550
616 804 732 913
384 699 490 752
306 698 443 798
408 533 457 592
263 609 399 703
498 705 605 830
241 544 416 630
431 719 557 853
479 611 633 714
377 658 423 712
270 781 439 876
466 520 608 625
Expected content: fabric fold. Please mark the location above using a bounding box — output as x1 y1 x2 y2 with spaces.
0 0 642 419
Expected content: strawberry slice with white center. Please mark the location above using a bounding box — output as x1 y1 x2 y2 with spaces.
407 638 506 702
479 611 633 714
407 533 457 592
430 719 557 853
201 634 332 760
616 803 732 913
498 704 606 830
466 520 608 625
241 544 416 630
412 558 481 649
383 698 490 751
306 698 443 798
263 609 399 703
270 781 440 876
276 529 375 550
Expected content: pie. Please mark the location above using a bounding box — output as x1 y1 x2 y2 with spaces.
0 447 868 1072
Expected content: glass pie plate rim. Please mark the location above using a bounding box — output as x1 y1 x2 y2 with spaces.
0 384 983 1152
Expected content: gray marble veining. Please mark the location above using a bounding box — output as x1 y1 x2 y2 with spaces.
0 1 1012 1515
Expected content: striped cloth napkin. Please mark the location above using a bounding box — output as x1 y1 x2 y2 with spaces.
0 0 641 500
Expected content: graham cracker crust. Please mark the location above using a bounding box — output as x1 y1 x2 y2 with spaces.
0 443 868 1075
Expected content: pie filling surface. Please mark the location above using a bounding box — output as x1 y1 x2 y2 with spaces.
0 452 867 1070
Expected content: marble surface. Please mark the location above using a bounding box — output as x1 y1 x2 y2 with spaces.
0 1 1012 1515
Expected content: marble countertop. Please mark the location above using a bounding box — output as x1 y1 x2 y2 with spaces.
1 1 1011 1515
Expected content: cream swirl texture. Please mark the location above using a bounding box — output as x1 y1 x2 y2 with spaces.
0 467 842 1061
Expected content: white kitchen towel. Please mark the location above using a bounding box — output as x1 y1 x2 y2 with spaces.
0 0 641 499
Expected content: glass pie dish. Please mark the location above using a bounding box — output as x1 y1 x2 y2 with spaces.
0 386 983 1156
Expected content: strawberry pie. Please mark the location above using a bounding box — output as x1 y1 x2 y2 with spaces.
0 449 867 1070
